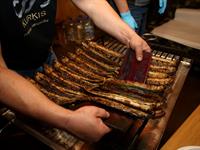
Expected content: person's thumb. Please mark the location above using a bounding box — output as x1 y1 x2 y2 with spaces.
96 108 110 119
135 46 143 61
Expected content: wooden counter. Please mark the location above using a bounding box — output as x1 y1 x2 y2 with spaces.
161 105 200 150
151 9 200 50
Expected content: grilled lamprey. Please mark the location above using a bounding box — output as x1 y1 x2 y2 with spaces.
75 49 118 76
64 52 115 78
55 59 102 83
98 86 165 102
39 88 78 105
147 71 169 79
88 41 123 58
75 96 149 118
43 64 82 91
27 77 77 105
60 57 107 81
35 72 86 98
44 66 90 92
88 90 163 112
33 77 152 117
146 77 174 86
76 48 120 74
151 55 178 67
103 79 165 93
34 74 74 98
149 65 176 74
53 61 99 90
42 128 83 149
81 42 121 67
99 85 164 102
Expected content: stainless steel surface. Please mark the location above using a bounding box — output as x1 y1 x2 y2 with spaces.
161 52 168 58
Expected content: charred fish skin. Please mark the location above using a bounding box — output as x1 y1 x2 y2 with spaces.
42 128 81 149
146 77 174 86
88 41 124 58
43 64 82 92
53 61 99 90
104 79 165 93
99 87 165 102
88 90 159 112
35 72 75 98
39 86 76 105
34 73 72 98
74 50 119 76
26 77 77 105
31 40 176 119
99 85 165 102
60 57 107 81
80 96 150 118
63 52 115 78
149 65 176 74
152 55 178 67
35 72 86 98
81 42 121 67
147 71 169 79
55 60 103 83
76 48 120 73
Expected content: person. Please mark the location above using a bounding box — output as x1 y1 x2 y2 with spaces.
110 0 167 35
0 0 151 142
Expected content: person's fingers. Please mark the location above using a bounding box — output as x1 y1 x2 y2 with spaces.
135 45 143 61
159 0 163 7
163 1 167 12
100 119 112 132
135 43 151 61
96 108 110 119
143 43 151 53
129 34 151 61
95 108 111 136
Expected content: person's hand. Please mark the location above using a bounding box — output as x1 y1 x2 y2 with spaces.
120 11 138 30
66 106 111 142
129 34 151 61
158 0 167 14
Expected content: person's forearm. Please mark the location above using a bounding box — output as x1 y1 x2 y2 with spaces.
113 0 129 13
72 0 136 46
0 67 71 129
0 67 111 142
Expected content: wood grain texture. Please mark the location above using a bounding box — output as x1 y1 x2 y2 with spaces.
161 105 200 150
56 0 85 23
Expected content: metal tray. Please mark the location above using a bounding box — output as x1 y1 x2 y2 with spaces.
7 100 149 150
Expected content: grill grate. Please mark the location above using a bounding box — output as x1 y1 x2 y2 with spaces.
97 38 181 63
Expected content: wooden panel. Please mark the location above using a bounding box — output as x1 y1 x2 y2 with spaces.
56 0 85 23
161 105 200 150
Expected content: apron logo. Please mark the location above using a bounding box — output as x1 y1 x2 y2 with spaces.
13 0 50 18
